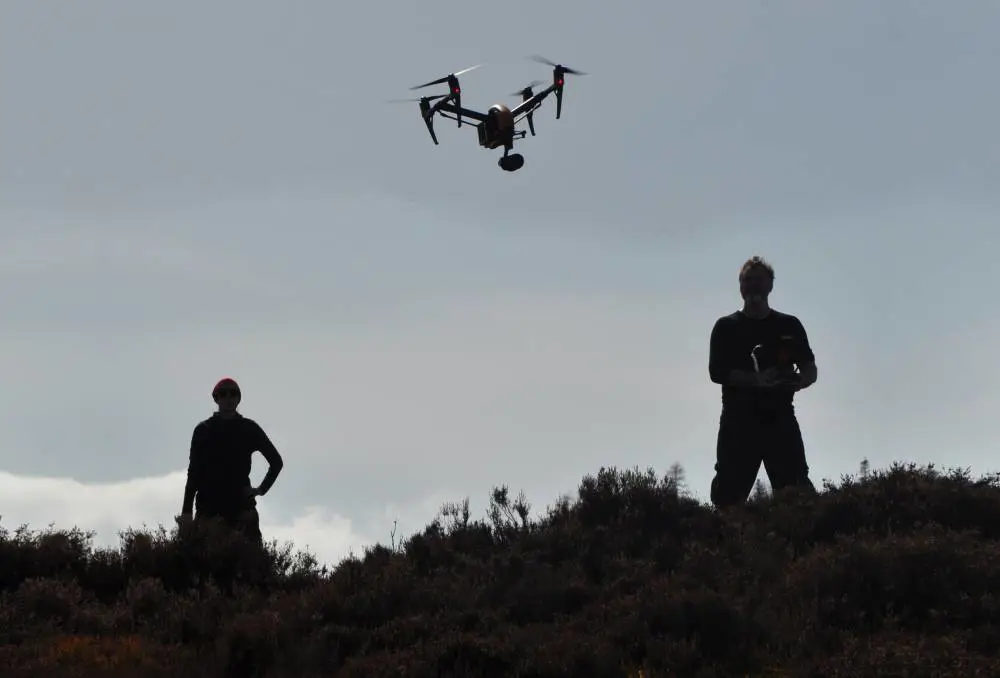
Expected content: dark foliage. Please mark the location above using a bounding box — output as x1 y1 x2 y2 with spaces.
2 461 1000 677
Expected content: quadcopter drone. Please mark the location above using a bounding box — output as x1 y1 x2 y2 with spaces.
390 55 586 172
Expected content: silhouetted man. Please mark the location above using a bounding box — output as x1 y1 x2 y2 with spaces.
179 377 284 543
708 256 818 508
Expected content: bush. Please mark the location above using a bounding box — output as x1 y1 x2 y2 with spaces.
2 461 999 676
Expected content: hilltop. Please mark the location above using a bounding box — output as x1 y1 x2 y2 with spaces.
2 461 1000 677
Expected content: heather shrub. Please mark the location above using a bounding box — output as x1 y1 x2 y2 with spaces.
2 461 999 676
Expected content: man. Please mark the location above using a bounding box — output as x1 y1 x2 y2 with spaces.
179 377 284 543
707 256 818 508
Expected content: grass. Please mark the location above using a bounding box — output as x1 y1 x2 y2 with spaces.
2 461 1000 677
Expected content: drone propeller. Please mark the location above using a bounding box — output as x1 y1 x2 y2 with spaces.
528 55 586 76
409 64 481 91
386 94 448 104
528 55 585 119
409 64 481 127
509 80 546 97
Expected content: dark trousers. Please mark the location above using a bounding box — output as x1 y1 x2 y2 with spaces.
710 407 815 508
196 499 263 544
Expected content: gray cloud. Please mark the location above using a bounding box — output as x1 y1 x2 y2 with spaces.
2 2 1000 562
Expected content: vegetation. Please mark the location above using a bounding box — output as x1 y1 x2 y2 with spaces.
3 460 1000 677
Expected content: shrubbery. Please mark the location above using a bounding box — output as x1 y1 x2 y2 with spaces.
2 461 1000 676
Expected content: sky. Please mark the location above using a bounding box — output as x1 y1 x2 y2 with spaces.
2 1 999 568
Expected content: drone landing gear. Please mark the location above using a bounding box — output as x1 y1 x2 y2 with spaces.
498 152 524 172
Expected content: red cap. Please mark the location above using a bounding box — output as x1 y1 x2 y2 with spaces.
212 377 240 395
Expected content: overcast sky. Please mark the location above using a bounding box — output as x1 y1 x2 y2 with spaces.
2 1 999 568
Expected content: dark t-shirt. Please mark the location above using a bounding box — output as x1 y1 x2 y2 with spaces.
184 412 280 513
709 309 815 413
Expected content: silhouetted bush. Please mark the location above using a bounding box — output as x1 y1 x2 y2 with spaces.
2 461 1000 676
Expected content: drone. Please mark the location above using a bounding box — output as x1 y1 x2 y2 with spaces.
390 55 586 172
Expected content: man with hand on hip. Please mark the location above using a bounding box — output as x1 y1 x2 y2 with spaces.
178 377 284 543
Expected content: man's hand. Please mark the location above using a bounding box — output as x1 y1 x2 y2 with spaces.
755 367 780 387
774 370 805 390
243 486 261 500
175 513 193 528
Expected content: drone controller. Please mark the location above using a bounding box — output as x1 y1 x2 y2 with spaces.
751 336 800 384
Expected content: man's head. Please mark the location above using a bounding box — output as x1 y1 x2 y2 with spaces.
212 377 241 413
739 255 774 307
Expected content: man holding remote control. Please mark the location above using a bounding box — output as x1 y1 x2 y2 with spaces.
707 255 818 508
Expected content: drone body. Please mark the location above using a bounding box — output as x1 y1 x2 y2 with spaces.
393 56 586 172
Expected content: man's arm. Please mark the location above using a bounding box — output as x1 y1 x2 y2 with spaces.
789 315 818 390
795 361 818 389
709 317 767 387
252 423 284 496
181 425 204 515
708 318 734 385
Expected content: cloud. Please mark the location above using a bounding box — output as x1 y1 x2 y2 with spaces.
0 287 724 532
2 230 999 557
0 469 379 569
4 1 1000 582
0 470 185 533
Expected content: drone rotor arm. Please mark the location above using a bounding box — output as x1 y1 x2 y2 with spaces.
434 100 488 122
511 87 551 119
436 110 486 129
527 55 586 119
419 99 439 145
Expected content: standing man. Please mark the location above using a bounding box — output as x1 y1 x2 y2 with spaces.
179 377 284 543
707 256 818 508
